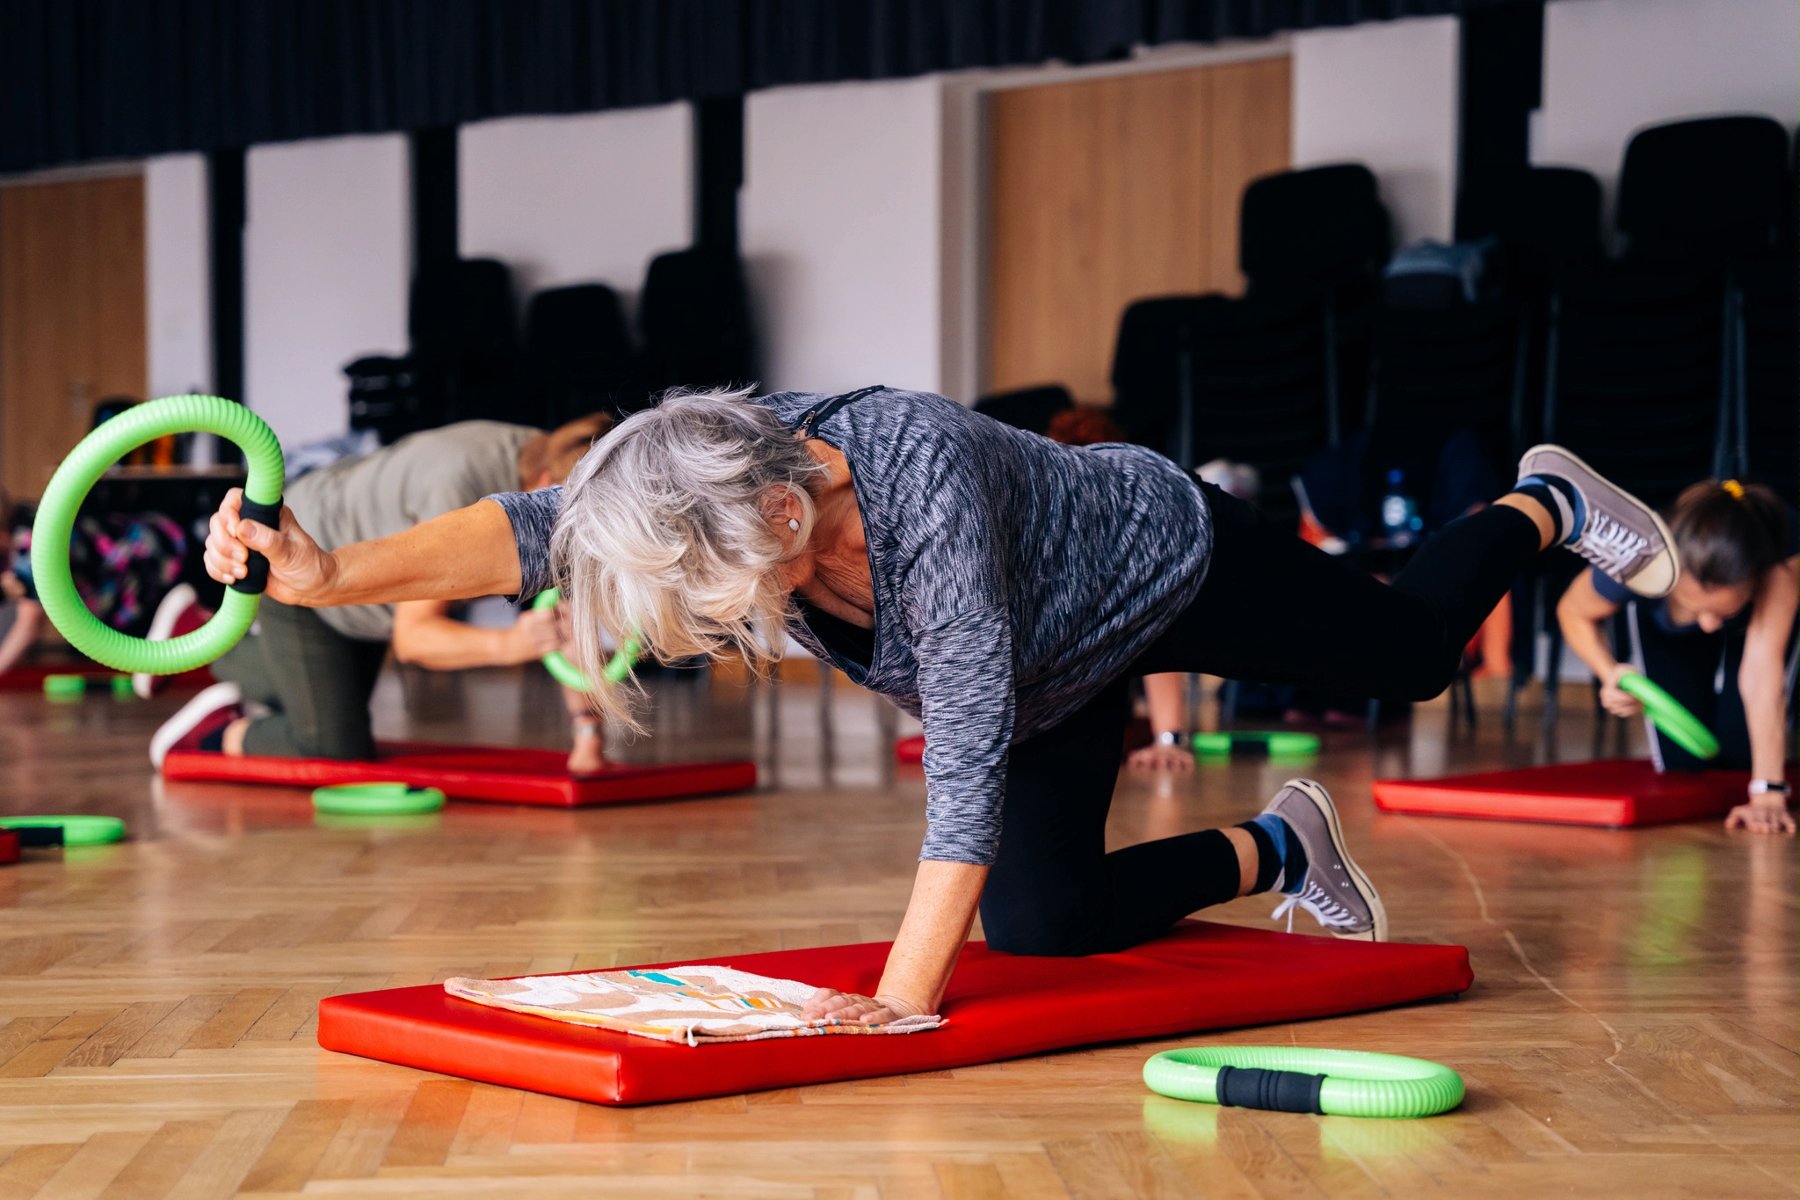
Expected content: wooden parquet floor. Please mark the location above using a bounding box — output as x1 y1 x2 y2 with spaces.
0 665 1791 1198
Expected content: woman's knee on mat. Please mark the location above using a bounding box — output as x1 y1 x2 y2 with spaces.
979 889 1108 957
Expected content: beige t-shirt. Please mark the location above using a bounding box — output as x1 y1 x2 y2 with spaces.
286 421 538 641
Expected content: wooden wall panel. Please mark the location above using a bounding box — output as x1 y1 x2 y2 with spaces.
985 57 1291 404
0 174 147 499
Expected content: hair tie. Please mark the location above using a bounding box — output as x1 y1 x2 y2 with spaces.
1722 479 1746 500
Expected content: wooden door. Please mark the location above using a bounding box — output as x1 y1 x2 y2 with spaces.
985 57 1291 404
0 173 147 499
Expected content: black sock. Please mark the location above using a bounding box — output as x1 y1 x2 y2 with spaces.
198 727 226 752
1514 474 1583 544
1237 817 1308 895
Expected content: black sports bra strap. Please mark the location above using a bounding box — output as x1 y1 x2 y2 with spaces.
795 385 885 437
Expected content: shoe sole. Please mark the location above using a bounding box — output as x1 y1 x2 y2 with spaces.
1276 778 1390 943
1519 443 1679 598
133 583 199 699
149 680 241 770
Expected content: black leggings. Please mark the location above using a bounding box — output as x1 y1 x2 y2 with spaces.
1625 605 1767 773
980 484 1542 956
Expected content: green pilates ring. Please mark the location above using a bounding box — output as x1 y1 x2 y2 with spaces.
311 783 447 817
530 587 637 691
1143 1046 1464 1119
1192 731 1322 758
42 674 88 699
1616 672 1719 760
0 815 127 847
31 395 285 675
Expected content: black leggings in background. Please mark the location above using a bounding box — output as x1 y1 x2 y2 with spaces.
1625 605 1767 773
979 484 1543 956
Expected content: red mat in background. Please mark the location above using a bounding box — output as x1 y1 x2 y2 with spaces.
1372 758 1747 827
318 920 1472 1106
896 718 1153 765
0 831 18 865
0 662 210 693
161 740 756 808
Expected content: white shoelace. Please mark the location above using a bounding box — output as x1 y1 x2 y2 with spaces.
1271 879 1360 933
1573 512 1649 577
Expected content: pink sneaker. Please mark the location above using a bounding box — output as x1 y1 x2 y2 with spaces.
133 584 213 699
149 681 242 769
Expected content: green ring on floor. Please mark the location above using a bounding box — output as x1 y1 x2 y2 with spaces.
0 815 127 847
311 783 447 817
30 394 285 675
1143 1046 1464 1119
1191 730 1322 758
42 674 88 698
1616 672 1719 760
530 587 637 691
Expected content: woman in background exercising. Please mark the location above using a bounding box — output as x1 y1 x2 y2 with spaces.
1560 479 1798 834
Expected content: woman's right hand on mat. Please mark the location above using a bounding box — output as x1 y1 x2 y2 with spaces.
205 487 335 605
801 988 927 1026
1598 665 1643 718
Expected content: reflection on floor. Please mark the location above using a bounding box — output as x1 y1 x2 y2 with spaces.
0 663 1790 1198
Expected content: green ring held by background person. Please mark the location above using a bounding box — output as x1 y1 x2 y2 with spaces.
1143 1046 1464 1119
311 783 447 817
0 815 127 848
1616 672 1719 760
530 588 637 691
30 395 285 675
1191 730 1322 758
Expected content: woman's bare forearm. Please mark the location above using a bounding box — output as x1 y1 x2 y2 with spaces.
320 500 523 607
876 860 987 1013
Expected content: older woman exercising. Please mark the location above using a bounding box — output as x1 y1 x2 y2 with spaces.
204 386 1676 1026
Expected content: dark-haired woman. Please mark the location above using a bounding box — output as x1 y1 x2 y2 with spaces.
1559 479 1799 834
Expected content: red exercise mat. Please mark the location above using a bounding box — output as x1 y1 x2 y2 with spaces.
1372 758 1748 827
894 734 925 764
161 740 756 809
0 662 210 693
0 830 17 865
318 920 1472 1106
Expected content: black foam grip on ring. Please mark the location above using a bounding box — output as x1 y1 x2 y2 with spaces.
1214 1066 1327 1114
230 495 282 596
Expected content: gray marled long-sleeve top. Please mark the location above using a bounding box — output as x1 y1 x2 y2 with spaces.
490 387 1213 866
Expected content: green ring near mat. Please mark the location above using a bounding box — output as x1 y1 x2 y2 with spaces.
530 588 637 691
1192 731 1322 758
1143 1047 1464 1119
1617 672 1720 760
42 674 87 698
0 815 127 847
31 395 284 675
312 784 447 817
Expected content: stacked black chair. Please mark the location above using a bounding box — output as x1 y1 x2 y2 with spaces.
637 248 758 404
409 258 521 427
1111 164 1388 527
521 284 644 425
973 385 1074 436
1460 168 1608 727
343 258 518 442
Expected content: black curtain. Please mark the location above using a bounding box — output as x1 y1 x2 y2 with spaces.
6 0 1550 174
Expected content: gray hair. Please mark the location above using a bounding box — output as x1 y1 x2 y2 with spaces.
551 387 826 728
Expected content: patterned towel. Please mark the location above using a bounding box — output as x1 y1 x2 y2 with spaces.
443 965 945 1045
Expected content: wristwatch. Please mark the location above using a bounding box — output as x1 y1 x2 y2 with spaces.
1153 730 1190 748
1747 779 1791 797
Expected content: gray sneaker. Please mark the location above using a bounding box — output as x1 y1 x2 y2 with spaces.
1261 780 1388 942
1517 443 1678 598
